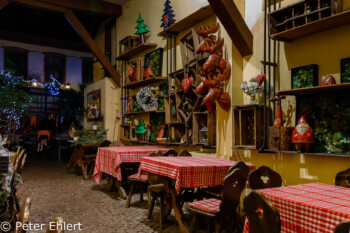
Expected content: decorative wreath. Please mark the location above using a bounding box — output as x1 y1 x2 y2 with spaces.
136 87 158 111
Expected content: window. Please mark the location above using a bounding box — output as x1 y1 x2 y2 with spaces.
44 53 65 83
82 58 94 84
3 47 28 78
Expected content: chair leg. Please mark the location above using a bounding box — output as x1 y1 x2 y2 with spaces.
160 193 165 229
140 182 144 202
148 194 156 219
126 182 134 208
189 213 198 233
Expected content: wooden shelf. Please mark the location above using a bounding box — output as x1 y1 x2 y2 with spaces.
277 83 350 96
271 10 350 42
124 110 165 115
157 5 215 37
116 43 157 60
123 77 167 89
261 150 350 158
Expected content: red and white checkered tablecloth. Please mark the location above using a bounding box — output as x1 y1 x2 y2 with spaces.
137 156 256 195
243 183 350 233
93 146 168 183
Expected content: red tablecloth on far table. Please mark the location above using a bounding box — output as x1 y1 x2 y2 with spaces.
243 183 350 233
137 156 256 195
93 146 168 183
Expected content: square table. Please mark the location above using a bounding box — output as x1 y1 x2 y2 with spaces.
93 146 168 183
243 183 350 233
137 156 256 233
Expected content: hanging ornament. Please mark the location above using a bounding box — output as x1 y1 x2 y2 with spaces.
182 77 193 93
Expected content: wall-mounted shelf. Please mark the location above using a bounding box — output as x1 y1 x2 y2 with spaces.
277 83 350 96
116 43 157 60
271 10 350 42
261 150 350 158
123 77 167 89
124 110 165 115
157 5 215 37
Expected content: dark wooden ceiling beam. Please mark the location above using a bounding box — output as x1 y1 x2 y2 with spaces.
0 30 90 52
208 0 253 57
0 0 9 10
11 0 121 16
65 9 121 87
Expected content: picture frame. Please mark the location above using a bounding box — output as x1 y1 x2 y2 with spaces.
341 57 350 83
143 48 163 79
291 64 318 89
87 89 101 121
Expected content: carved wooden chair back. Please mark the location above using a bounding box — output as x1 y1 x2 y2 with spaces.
218 168 248 232
156 150 164 156
162 148 178 157
99 140 111 148
248 166 282 190
14 149 26 173
46 217 65 233
334 221 350 233
15 197 31 233
335 168 350 188
178 149 192 157
109 141 125 147
10 146 21 165
243 191 281 233
228 161 250 177
16 153 27 175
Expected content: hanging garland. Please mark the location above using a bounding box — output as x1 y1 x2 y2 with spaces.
44 75 62 96
136 87 158 111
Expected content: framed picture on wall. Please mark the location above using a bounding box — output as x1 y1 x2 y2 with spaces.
87 89 101 121
341 57 350 83
291 64 318 89
143 48 163 79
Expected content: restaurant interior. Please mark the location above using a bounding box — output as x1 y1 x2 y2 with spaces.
0 0 349 232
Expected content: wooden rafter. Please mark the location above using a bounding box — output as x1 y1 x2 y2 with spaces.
0 0 9 10
65 9 121 86
208 0 253 57
11 0 121 16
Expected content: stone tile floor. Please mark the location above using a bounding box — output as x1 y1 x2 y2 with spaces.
17 158 186 233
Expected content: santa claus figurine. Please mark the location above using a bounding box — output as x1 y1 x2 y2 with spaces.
292 113 315 152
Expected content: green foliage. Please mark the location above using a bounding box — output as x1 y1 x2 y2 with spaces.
71 129 108 146
144 49 163 77
300 93 350 154
292 65 315 89
0 70 32 126
341 60 350 83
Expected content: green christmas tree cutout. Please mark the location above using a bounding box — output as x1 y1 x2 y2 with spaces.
135 14 150 43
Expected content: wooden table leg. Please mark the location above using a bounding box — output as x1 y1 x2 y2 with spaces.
115 180 127 199
106 176 114 192
164 178 190 233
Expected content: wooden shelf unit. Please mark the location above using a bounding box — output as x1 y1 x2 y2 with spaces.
277 83 350 96
270 9 350 42
157 5 215 37
116 43 157 61
123 77 167 89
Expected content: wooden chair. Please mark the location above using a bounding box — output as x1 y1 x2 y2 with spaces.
243 191 281 233
126 152 161 208
201 161 250 199
163 148 178 156
79 140 111 179
109 141 125 147
10 146 22 165
248 166 282 190
13 149 26 172
188 168 248 233
14 197 31 233
335 168 350 188
178 149 192 157
46 217 65 233
334 221 350 233
147 168 167 229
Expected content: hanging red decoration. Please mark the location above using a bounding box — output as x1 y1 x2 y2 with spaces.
182 77 193 93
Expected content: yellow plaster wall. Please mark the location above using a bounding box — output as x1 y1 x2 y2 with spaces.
241 0 350 186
